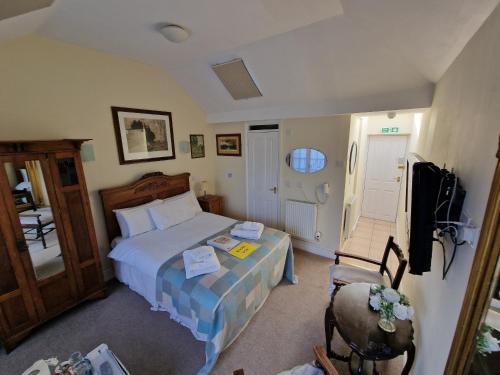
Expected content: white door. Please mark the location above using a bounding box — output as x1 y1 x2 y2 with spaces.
361 135 407 222
247 131 280 227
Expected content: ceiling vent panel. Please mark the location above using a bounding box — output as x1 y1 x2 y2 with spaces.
0 0 55 21
212 59 262 100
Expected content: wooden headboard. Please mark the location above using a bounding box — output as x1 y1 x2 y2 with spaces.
99 172 190 241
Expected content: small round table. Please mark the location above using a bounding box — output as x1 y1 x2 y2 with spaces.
325 283 415 375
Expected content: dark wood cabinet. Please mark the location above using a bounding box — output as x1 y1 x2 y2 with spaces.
0 140 105 351
197 194 224 215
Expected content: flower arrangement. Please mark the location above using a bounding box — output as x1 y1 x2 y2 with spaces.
369 284 414 331
476 324 500 356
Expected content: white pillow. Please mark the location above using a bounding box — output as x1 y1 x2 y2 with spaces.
148 194 198 230
164 190 202 214
113 199 162 238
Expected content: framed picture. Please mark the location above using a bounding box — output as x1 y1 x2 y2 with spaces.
216 134 242 156
111 106 175 164
190 134 205 158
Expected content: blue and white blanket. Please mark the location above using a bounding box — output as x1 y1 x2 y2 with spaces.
155 225 296 374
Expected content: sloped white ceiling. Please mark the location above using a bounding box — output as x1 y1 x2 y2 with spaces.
1 0 499 122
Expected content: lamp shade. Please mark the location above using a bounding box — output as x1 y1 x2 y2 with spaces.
200 180 208 195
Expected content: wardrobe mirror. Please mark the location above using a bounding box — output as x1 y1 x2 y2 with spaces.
4 160 65 280
286 148 327 174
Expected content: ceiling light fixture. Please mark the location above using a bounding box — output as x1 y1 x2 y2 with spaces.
159 24 191 43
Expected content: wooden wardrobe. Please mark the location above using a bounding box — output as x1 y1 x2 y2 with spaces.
0 140 105 352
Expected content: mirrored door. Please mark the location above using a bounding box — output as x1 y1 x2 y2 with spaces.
3 158 66 281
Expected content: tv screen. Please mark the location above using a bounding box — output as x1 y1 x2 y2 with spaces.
407 160 466 275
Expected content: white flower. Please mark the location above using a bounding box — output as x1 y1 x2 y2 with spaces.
369 294 381 311
393 303 408 320
484 331 500 353
370 284 379 292
406 306 415 319
382 288 400 304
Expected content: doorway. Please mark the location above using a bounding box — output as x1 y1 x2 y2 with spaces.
247 129 280 227
361 135 408 222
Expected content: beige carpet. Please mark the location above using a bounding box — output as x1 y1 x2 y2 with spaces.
0 250 404 375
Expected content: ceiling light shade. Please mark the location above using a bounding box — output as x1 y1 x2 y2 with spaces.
159 24 191 43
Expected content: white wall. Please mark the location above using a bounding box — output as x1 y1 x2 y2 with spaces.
400 4 500 374
0 35 215 279
212 115 351 257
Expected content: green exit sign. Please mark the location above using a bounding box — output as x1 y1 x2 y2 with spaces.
382 127 399 133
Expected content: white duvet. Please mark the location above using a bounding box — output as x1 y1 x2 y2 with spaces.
108 212 236 279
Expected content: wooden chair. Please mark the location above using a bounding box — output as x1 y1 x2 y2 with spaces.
331 235 407 291
13 189 55 249
233 346 339 375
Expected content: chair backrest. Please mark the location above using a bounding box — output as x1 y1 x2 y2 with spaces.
12 189 37 212
380 236 407 290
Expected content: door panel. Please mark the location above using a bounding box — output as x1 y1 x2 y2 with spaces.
248 131 280 228
49 152 103 298
0 156 78 319
361 135 407 222
0 164 38 336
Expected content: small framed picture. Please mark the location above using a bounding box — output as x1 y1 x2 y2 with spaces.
216 134 242 156
111 106 175 164
190 134 205 158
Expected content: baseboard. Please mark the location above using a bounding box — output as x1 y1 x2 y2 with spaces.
351 214 361 235
292 238 336 260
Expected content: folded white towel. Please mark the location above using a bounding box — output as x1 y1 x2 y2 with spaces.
183 246 220 279
236 221 264 231
230 226 264 240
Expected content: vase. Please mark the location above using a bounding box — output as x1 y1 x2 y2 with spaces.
378 318 396 333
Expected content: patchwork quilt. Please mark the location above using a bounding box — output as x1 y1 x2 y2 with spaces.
156 225 296 374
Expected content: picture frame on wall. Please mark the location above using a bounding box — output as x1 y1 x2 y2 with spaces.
216 134 242 156
111 106 175 164
190 134 205 158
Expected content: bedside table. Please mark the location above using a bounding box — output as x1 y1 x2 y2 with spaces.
198 195 224 215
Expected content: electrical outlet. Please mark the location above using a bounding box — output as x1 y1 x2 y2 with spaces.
462 226 478 247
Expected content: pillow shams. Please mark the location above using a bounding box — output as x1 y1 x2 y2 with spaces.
113 199 162 238
164 190 202 214
148 193 198 230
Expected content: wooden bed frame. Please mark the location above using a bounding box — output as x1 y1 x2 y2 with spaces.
99 172 190 241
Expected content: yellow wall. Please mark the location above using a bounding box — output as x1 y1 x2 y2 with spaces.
212 115 351 257
0 35 216 277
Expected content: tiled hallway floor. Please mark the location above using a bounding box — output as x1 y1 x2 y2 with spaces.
342 216 397 271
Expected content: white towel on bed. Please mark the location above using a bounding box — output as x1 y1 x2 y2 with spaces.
230 222 264 240
183 246 220 279
236 221 264 231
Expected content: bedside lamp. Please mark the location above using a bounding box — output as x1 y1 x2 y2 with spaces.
200 180 208 196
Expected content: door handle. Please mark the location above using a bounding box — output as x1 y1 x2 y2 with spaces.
269 186 277 194
395 176 401 182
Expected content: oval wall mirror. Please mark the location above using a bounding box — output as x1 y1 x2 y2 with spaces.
349 142 358 175
286 148 327 174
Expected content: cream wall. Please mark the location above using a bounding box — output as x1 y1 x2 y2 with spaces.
0 35 216 278
399 4 500 374
212 115 351 257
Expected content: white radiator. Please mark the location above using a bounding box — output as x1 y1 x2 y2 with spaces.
285 200 317 241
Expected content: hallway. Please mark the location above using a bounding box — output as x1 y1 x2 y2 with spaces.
342 216 398 271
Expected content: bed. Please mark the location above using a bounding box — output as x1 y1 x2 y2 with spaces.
100 172 296 374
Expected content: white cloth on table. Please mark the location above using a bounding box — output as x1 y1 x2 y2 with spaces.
183 246 220 279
